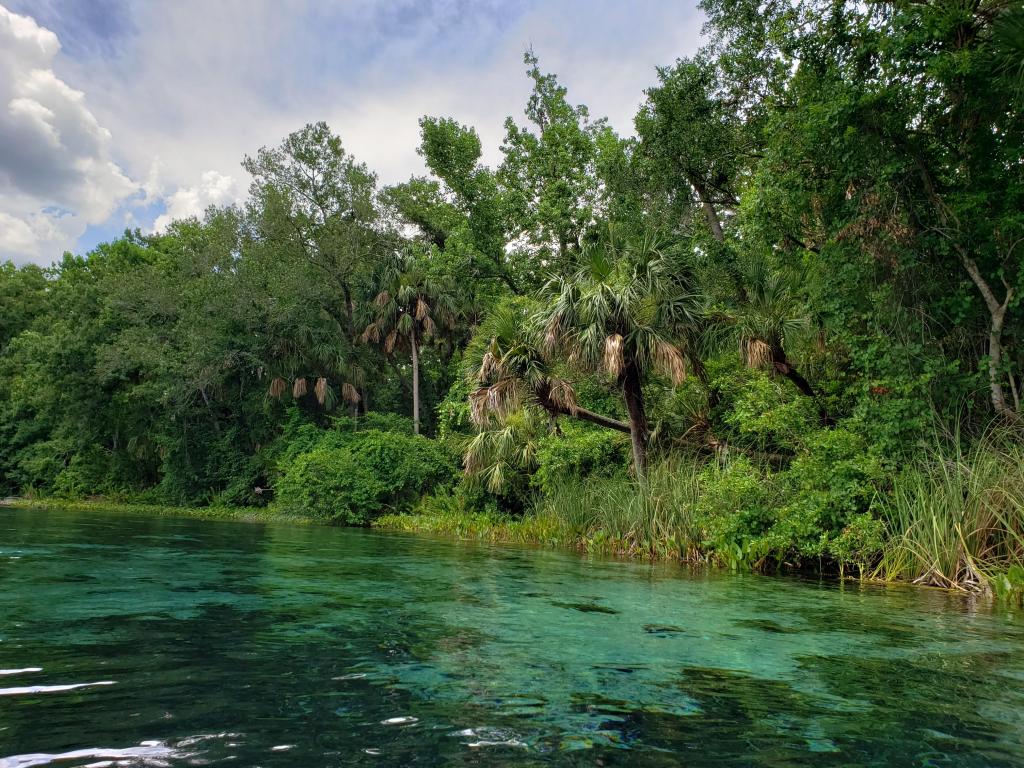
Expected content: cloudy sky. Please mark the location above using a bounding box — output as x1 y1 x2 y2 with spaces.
0 1 702 265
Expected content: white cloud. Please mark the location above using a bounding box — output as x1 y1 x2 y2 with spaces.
2 1 705 263
0 212 37 254
0 5 138 263
152 170 239 232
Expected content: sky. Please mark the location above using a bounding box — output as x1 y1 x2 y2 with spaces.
0 1 703 266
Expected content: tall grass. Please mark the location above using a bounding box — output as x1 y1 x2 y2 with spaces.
377 456 711 560
529 457 707 559
875 427 1024 592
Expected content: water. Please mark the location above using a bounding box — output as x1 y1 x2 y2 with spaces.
1 507 1023 767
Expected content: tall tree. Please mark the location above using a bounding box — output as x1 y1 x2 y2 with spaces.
499 51 602 273
539 226 703 477
363 249 459 434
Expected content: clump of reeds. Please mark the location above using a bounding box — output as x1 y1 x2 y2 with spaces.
875 426 1024 593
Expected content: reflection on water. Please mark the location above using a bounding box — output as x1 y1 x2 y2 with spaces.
0 506 1022 766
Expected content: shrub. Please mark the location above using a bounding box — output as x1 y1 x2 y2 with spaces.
532 424 629 495
772 428 885 562
693 456 777 567
691 429 885 569
275 429 458 524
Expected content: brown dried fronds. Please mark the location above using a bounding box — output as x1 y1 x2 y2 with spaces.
487 378 520 420
544 315 562 354
547 378 578 414
416 298 428 321
362 322 380 344
341 382 361 404
604 334 624 378
314 377 328 405
479 346 499 383
269 377 286 398
654 340 687 385
743 338 772 369
469 387 490 427
292 377 308 398
422 315 436 339
374 291 390 307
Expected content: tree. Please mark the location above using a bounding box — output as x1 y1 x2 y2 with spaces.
467 297 630 434
538 226 704 477
636 57 749 246
363 249 459 434
417 118 517 292
243 122 381 343
499 51 602 273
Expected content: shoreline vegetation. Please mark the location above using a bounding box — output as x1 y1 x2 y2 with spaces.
1 497 317 526
2 3 1022 604
7 423 1022 602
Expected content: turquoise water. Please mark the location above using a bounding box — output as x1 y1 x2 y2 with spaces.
1 507 1023 766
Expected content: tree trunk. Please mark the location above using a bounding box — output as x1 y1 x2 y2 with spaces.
535 387 630 433
620 359 649 480
769 344 817 398
769 343 833 425
689 177 725 243
961 254 1017 419
411 329 420 435
571 405 631 433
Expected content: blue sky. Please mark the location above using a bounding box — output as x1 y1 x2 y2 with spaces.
0 1 703 265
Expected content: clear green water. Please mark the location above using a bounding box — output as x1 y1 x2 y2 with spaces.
1 507 1023 767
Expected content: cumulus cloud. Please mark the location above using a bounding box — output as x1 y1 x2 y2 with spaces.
2 1 704 262
0 5 137 263
152 170 239 232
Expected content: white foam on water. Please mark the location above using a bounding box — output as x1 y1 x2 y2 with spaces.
0 681 115 696
380 716 418 725
0 668 42 676
0 742 174 768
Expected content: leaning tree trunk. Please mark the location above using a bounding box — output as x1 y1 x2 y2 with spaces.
411 328 420 435
769 343 833 425
961 254 1017 420
621 359 649 481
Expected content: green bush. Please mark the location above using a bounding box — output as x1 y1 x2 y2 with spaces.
532 424 629 495
693 456 777 567
690 428 885 569
275 429 458 524
772 428 886 561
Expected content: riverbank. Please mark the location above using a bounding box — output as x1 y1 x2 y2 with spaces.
1 497 317 526
6 470 1023 604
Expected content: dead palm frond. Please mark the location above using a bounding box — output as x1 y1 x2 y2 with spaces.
653 338 687 385
292 377 308 398
341 381 360 404
269 376 287 398
743 338 773 369
604 333 625 378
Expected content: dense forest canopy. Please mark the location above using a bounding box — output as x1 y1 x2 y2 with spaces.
2 0 1022 584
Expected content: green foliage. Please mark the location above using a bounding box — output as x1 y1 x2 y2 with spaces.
275 429 458 524
532 425 629 496
877 428 1024 591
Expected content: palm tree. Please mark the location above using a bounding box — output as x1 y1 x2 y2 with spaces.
363 249 458 434
538 227 704 478
729 259 831 423
468 298 630 434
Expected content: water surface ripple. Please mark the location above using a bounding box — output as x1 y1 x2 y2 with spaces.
1 506 1022 766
